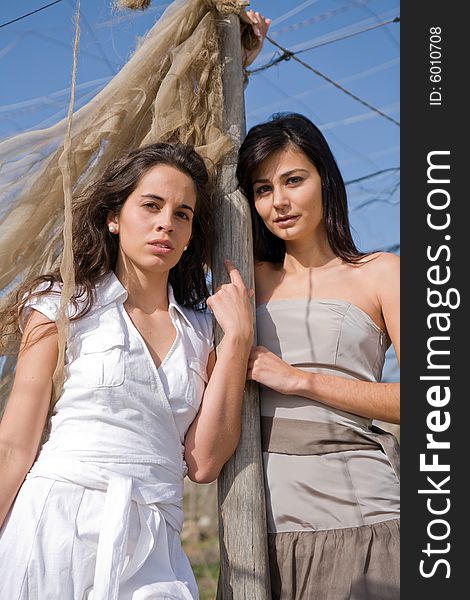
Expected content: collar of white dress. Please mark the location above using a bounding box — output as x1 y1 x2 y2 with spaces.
94 271 193 328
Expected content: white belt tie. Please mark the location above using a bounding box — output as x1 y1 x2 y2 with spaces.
92 474 132 600
28 455 194 599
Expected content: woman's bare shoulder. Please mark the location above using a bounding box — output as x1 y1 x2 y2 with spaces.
356 252 400 304
358 251 400 275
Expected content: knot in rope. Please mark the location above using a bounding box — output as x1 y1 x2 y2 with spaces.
206 0 249 16
114 0 152 10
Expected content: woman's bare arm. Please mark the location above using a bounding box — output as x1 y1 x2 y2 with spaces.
0 311 58 527
184 262 253 483
248 254 401 424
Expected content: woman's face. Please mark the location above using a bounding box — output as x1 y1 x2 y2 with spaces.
109 164 196 276
252 145 324 243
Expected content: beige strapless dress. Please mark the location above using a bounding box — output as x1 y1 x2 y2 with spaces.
257 298 400 600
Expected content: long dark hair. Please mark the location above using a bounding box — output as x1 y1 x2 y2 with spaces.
71 141 213 310
236 112 365 264
2 142 213 349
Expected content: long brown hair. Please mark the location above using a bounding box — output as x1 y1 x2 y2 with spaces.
1 142 213 353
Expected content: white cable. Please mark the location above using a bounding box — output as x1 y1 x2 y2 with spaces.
271 0 321 27
321 102 400 130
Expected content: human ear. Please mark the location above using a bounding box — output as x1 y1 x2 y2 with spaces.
106 213 119 234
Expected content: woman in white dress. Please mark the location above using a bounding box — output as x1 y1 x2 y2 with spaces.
0 142 254 599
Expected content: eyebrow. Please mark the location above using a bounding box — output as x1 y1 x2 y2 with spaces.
252 168 310 186
141 193 195 213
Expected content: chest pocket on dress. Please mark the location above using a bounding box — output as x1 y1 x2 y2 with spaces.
185 357 208 410
80 330 125 388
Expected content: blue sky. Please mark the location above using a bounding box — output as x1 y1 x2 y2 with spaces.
0 0 400 378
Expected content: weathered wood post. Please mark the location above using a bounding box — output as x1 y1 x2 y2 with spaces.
213 12 271 600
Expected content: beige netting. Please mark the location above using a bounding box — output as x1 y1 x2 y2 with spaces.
0 0 253 410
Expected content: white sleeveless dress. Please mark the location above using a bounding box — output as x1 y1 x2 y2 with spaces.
0 273 213 600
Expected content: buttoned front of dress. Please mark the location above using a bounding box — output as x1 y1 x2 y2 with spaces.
44 272 213 458
0 272 214 600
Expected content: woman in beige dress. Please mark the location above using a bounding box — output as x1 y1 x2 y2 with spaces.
237 113 400 600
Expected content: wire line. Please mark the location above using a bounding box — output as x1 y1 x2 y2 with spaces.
251 35 400 127
0 0 64 29
271 0 372 37
296 17 400 54
255 10 398 65
252 17 400 72
271 0 321 26
346 167 400 185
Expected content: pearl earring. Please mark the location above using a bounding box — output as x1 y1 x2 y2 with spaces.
108 224 118 234
183 245 188 251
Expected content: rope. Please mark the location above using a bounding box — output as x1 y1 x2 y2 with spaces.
114 0 152 10
54 0 80 395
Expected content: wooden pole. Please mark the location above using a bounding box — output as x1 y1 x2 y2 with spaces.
213 13 271 600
